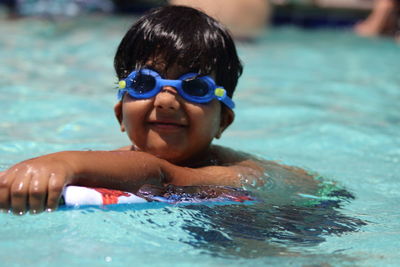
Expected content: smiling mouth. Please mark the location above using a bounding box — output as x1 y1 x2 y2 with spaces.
148 121 187 130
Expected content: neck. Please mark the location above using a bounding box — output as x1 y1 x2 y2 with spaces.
177 146 219 168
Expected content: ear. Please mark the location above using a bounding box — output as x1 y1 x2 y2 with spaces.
215 107 234 139
114 101 125 132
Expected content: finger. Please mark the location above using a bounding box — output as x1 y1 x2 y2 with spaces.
10 173 32 215
0 170 16 211
46 172 65 212
28 173 49 214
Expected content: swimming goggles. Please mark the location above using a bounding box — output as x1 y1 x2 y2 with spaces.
117 69 235 110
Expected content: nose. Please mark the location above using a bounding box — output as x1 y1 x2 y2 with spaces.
153 86 180 110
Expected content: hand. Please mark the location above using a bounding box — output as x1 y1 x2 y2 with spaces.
0 154 74 215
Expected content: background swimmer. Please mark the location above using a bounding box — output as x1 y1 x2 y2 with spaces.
168 0 271 40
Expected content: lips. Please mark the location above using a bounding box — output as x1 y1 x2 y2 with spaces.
148 120 187 130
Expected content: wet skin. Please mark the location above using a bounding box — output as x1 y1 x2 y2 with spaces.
114 63 233 165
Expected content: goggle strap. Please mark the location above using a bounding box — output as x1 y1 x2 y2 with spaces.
117 89 125 100
215 88 235 109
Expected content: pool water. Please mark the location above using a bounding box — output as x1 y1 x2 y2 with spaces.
1 11 400 267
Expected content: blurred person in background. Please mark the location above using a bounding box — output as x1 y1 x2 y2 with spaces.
354 0 400 41
168 0 271 40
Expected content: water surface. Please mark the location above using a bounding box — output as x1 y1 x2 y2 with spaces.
0 12 399 267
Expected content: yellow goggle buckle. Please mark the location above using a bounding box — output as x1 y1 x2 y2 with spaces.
118 80 126 89
214 88 225 97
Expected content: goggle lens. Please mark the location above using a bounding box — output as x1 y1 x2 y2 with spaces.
132 73 156 94
182 78 210 97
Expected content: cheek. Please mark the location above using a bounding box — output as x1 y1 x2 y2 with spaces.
121 100 149 135
190 102 221 138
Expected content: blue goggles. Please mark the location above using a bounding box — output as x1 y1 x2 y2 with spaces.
117 69 235 110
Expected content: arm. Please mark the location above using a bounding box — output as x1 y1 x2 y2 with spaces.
162 159 264 188
0 150 258 214
0 150 165 214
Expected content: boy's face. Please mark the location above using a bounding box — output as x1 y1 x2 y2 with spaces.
114 61 234 165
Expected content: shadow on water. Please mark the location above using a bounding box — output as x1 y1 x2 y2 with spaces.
178 188 366 260
57 177 367 262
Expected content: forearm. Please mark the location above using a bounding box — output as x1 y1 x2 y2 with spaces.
160 162 243 187
49 150 246 189
49 150 165 193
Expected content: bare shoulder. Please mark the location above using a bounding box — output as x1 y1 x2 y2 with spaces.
209 145 267 187
211 145 318 189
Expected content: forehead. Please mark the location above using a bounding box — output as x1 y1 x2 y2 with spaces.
144 59 187 79
143 54 213 79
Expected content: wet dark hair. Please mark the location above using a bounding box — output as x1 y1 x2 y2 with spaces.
114 5 243 98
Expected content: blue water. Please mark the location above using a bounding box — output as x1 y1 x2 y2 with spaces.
1 10 400 267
